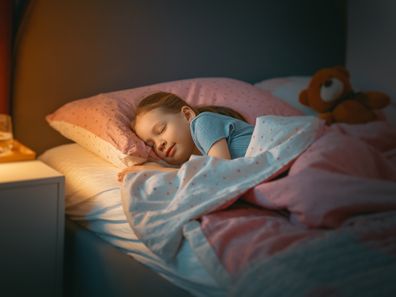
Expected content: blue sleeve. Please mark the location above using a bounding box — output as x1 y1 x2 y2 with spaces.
190 113 232 155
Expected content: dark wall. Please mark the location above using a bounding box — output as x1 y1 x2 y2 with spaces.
13 0 346 153
346 0 396 99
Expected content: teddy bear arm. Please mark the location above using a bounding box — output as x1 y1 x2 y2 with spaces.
357 92 390 109
318 112 334 124
333 100 376 124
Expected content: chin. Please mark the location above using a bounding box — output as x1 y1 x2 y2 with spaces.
172 160 185 166
169 156 188 166
166 158 182 166
167 152 185 166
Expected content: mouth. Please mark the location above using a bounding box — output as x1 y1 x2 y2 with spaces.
166 144 175 158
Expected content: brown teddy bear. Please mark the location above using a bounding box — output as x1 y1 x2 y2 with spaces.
299 66 390 124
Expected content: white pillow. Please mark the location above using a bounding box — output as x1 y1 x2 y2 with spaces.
254 76 314 115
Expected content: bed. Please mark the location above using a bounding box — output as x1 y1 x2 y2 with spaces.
39 143 221 297
11 1 396 297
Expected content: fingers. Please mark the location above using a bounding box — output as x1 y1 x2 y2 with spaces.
117 164 165 182
117 171 124 182
117 167 139 182
117 168 131 182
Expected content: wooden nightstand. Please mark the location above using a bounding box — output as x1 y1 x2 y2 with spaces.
0 160 64 297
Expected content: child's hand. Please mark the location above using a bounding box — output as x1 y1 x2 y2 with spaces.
117 162 176 182
117 166 144 182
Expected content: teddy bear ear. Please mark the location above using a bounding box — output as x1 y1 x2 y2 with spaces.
334 65 350 78
299 89 309 106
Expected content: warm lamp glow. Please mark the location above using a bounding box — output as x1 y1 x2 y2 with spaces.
0 0 12 114
0 161 60 182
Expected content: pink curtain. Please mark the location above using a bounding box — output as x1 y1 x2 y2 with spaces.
0 0 12 114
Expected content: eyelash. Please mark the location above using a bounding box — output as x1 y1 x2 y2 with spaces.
146 125 165 148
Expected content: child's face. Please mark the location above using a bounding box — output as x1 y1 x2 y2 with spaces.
134 106 199 165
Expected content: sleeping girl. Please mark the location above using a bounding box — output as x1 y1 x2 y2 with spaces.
119 90 396 230
117 91 255 181
119 92 396 288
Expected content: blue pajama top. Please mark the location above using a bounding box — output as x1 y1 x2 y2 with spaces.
190 112 254 159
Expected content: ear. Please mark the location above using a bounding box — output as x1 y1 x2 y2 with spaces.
334 65 350 78
299 90 309 106
181 106 196 122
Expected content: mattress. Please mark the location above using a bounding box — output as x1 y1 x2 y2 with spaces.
39 143 225 297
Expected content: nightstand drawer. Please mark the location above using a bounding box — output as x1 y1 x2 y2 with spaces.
0 183 62 296
0 161 64 297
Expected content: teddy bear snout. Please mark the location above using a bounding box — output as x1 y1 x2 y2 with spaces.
320 78 343 102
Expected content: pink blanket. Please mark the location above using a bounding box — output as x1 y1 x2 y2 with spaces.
201 121 396 275
244 122 396 228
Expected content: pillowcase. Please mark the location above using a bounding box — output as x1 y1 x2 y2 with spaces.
254 76 314 115
47 77 302 167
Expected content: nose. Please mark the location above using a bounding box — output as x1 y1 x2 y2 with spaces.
156 139 166 153
324 79 333 87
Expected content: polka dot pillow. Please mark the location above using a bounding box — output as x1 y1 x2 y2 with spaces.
46 77 302 168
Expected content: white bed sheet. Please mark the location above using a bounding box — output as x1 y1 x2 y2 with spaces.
39 143 224 297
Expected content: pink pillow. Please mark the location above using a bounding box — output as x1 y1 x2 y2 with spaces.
47 77 301 167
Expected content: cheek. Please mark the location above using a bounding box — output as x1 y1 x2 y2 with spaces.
180 126 192 140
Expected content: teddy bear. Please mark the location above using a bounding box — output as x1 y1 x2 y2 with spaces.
299 66 390 124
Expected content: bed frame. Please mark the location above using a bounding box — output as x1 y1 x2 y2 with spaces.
11 0 346 296
64 219 191 296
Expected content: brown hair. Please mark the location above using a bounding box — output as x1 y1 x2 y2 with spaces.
134 92 246 124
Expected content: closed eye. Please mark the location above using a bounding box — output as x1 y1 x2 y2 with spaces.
155 123 166 134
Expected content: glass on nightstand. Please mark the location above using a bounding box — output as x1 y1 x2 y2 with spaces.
0 113 13 155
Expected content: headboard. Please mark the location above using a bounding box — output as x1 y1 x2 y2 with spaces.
12 0 346 155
